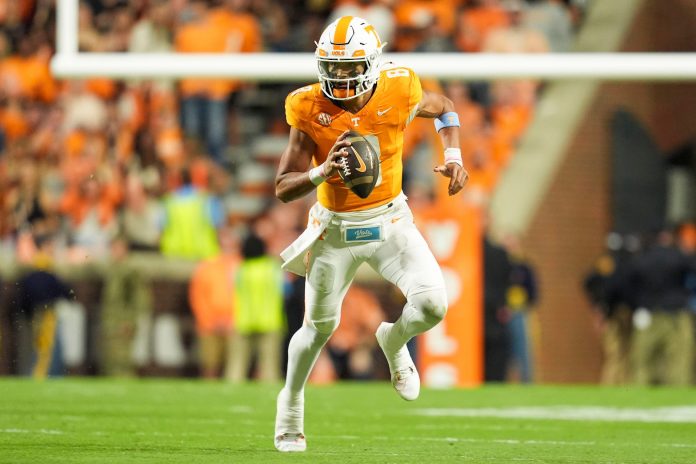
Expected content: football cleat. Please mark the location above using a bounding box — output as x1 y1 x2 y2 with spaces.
376 322 420 401
274 433 306 452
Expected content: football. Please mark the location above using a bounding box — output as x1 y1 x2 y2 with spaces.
337 131 380 199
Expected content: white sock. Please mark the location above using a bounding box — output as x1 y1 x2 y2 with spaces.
386 300 444 354
276 325 330 434
275 387 304 435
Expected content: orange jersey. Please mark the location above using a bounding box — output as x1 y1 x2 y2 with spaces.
285 67 422 212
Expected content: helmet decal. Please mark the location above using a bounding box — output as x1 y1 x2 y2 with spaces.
331 16 354 49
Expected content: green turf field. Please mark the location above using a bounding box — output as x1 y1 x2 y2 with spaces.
1 379 695 463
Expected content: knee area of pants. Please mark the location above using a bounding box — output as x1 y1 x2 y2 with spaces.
413 290 448 321
310 318 339 336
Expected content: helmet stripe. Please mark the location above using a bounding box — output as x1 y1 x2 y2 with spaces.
332 16 354 50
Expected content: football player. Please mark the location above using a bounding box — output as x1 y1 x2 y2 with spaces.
274 16 468 452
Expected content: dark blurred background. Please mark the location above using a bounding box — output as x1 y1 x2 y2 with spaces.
0 0 695 387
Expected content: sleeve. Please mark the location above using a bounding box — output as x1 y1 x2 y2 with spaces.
405 69 423 127
284 92 300 129
284 88 312 133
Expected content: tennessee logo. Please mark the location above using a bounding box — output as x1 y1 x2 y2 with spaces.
317 113 332 126
354 149 367 173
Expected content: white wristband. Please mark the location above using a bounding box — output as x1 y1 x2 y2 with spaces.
308 165 327 186
444 147 463 167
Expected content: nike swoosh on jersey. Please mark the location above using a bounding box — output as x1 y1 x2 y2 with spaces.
377 107 392 116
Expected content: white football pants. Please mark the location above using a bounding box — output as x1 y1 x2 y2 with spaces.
277 197 448 435
305 198 447 334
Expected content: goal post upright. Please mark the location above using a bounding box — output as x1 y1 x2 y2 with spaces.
56 0 79 56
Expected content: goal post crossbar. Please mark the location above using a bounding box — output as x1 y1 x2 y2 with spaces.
50 52 696 81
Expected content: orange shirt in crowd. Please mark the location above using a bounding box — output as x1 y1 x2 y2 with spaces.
491 103 533 146
454 99 485 137
0 55 57 102
329 286 385 352
466 156 499 195
85 78 118 100
460 132 488 165
393 0 456 51
489 129 514 167
154 113 185 168
60 178 123 227
113 87 148 163
175 8 261 99
456 5 510 52
0 100 29 141
189 255 240 334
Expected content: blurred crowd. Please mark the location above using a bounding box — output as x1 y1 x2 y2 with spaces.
584 225 696 386
1 0 586 380
0 0 584 266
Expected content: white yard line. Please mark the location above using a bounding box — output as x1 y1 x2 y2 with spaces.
1 428 64 435
413 422 555 432
372 435 597 446
664 443 696 448
412 406 696 424
322 434 696 450
228 405 254 413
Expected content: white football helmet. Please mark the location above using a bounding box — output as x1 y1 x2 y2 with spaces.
315 16 385 101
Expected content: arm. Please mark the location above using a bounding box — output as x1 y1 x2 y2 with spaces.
416 91 469 196
275 128 352 203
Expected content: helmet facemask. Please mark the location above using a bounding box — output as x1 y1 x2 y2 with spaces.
317 52 380 101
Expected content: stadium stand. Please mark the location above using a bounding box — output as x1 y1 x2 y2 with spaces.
0 0 587 377
17 0 685 383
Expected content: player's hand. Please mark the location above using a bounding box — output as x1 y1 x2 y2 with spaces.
433 162 468 196
322 131 352 177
